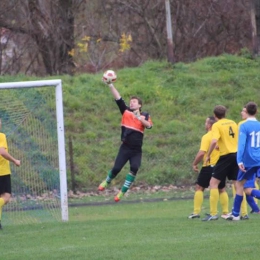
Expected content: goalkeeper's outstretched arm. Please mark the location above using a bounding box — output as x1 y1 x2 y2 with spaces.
108 83 121 100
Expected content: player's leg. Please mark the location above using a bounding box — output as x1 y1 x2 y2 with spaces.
244 178 259 214
201 176 221 221
188 166 211 219
237 180 248 219
225 155 244 220
231 180 250 218
231 182 236 198
218 178 229 218
253 171 260 204
254 169 260 204
245 168 260 200
192 185 204 217
248 188 260 200
246 195 260 213
0 196 4 230
0 177 4 228
188 184 204 219
203 154 237 221
98 144 129 191
254 180 259 204
231 180 248 218
202 156 230 220
227 180 245 220
114 149 141 202
209 177 221 216
0 175 12 229
227 167 256 220
240 193 249 219
232 175 248 219
231 181 248 218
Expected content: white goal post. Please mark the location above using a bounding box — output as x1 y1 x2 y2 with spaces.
0 79 68 223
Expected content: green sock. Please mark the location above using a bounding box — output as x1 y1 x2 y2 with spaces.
105 170 114 183
121 173 135 193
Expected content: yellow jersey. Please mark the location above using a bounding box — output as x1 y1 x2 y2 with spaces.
211 118 238 156
0 132 11 176
200 130 220 166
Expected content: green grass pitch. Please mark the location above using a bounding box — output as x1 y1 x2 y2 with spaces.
1 198 259 260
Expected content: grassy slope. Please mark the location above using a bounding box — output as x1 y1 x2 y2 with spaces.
63 54 260 189
1 54 260 189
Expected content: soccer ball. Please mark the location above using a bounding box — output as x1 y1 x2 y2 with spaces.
102 70 117 84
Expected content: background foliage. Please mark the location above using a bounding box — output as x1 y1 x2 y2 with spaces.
0 0 259 75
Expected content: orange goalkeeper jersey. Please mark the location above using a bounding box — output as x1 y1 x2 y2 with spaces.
116 98 153 149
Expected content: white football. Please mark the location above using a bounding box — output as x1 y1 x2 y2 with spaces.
102 70 117 84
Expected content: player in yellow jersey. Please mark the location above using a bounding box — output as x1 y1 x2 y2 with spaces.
202 105 238 221
188 116 229 219
0 118 20 229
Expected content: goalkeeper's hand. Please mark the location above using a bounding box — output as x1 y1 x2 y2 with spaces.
102 78 114 87
133 111 141 120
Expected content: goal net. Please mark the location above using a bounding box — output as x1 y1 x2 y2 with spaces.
0 80 68 225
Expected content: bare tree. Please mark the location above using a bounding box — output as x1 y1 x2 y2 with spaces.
250 0 258 55
255 0 260 54
96 0 167 66
92 0 253 66
0 0 257 76
0 0 81 75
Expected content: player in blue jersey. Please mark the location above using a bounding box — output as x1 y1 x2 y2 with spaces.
238 106 260 215
227 102 260 220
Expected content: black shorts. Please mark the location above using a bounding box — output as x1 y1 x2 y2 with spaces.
196 166 226 189
212 153 238 181
0 174 11 194
112 143 142 176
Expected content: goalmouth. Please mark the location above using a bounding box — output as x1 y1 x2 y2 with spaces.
0 79 68 224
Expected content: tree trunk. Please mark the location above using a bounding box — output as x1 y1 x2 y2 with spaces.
28 0 75 75
165 0 175 63
255 0 260 54
250 0 258 55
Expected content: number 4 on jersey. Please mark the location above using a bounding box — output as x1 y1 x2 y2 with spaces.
229 126 235 138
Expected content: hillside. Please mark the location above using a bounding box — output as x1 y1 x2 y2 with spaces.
1 53 260 191
61 53 260 190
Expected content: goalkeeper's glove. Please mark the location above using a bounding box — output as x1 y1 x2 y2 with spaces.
133 111 141 120
102 78 114 87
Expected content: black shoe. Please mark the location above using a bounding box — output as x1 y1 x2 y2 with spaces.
188 213 200 219
250 209 260 214
202 214 218 221
240 215 249 220
0 222 2 230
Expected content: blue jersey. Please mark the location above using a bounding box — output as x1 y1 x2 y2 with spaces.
237 118 260 167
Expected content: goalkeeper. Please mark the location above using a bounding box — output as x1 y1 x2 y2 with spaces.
0 118 20 229
98 82 153 202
